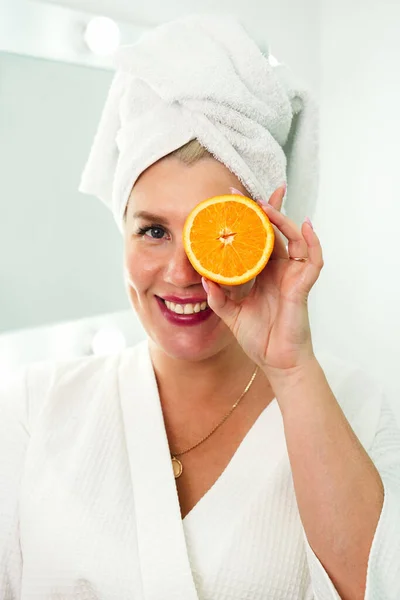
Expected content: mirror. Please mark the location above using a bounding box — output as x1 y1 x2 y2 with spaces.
0 51 131 335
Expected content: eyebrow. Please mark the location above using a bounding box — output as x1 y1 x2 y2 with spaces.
132 211 170 226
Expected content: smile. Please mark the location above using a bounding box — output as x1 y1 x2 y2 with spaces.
163 300 209 315
155 296 213 327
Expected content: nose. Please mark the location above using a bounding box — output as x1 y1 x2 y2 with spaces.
163 244 201 287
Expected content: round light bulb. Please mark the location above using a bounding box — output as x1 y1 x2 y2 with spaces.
91 326 126 356
269 54 280 67
84 16 121 57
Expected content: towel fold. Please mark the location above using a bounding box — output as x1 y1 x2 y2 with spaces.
79 14 319 229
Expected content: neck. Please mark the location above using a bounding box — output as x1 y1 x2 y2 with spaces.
147 339 275 461
148 339 259 415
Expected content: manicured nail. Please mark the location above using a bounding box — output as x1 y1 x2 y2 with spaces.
229 187 245 196
305 217 314 230
201 277 209 293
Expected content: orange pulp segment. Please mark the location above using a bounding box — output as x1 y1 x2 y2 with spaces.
183 194 275 286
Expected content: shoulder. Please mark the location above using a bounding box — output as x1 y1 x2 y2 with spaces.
0 339 148 433
316 350 385 450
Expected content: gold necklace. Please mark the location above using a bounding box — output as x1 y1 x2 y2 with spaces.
171 365 259 479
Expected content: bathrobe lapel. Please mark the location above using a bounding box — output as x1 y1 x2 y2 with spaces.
182 396 289 578
118 340 199 600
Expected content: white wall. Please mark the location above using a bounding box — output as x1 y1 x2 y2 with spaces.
312 0 400 422
0 52 130 333
40 0 321 99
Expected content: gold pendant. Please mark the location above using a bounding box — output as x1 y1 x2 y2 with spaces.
171 456 183 479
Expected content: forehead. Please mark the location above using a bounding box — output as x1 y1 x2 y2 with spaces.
128 156 246 220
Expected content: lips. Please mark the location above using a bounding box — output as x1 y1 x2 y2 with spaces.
155 295 213 327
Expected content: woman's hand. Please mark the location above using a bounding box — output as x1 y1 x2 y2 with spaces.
202 186 324 374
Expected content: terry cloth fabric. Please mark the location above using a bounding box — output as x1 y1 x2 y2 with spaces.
79 14 319 230
1 342 400 599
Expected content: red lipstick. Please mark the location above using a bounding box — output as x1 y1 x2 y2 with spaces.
155 296 213 327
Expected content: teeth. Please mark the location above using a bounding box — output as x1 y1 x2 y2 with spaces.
164 300 209 315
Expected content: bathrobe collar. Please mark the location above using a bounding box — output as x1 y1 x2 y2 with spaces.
117 339 288 600
118 340 199 600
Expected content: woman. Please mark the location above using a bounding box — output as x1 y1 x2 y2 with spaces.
1 14 399 600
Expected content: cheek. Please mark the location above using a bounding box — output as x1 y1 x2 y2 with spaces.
124 243 162 292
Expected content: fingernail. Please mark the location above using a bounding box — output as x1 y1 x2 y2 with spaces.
229 187 245 196
282 182 287 194
258 198 269 207
305 217 314 230
201 277 209 293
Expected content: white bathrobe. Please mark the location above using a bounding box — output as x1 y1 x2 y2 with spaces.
1 339 399 600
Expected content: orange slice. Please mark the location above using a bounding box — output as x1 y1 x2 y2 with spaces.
183 194 275 286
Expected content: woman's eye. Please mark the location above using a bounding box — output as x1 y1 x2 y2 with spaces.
137 226 168 240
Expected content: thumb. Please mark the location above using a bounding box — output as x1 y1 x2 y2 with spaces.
202 278 240 330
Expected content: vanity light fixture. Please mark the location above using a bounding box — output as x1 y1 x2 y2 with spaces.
84 16 121 57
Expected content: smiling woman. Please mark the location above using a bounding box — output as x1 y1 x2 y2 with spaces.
123 149 256 362
1 13 400 600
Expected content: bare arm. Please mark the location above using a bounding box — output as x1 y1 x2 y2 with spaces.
267 358 384 600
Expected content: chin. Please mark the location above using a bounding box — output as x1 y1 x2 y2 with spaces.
131 293 234 362
148 324 233 363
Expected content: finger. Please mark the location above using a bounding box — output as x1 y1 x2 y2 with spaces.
257 185 288 260
300 219 324 288
269 223 288 260
266 184 286 211
262 203 308 260
202 278 240 330
229 184 287 212
220 278 255 302
229 186 246 196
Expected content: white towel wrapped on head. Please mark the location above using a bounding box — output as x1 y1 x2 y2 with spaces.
79 14 319 230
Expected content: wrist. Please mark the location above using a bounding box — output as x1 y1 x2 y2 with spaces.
262 345 317 383
263 356 324 410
